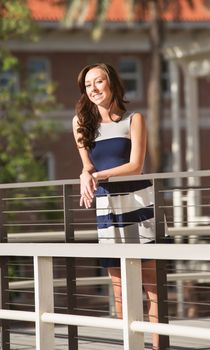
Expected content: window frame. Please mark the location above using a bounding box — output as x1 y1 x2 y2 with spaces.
27 57 51 90
119 57 143 101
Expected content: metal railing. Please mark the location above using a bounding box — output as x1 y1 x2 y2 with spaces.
0 169 210 350
1 244 210 350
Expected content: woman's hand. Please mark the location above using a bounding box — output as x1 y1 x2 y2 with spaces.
80 171 98 208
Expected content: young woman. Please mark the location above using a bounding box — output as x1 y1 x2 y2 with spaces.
73 63 159 349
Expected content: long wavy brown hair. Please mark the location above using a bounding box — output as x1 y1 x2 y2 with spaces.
76 63 127 149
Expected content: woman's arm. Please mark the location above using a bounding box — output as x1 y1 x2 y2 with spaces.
72 116 97 207
93 113 146 181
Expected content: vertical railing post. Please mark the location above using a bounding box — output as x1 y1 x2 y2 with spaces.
34 256 54 350
121 258 144 350
63 184 78 350
153 178 170 350
0 189 10 350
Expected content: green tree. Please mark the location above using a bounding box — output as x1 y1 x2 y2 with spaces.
64 0 195 172
0 0 59 183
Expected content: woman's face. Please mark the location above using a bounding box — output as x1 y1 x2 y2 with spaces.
84 67 112 108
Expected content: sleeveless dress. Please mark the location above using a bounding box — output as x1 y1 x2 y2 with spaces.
89 111 155 267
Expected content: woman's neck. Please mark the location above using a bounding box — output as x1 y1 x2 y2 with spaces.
98 104 124 123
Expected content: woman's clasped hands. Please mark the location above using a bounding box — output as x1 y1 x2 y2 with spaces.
80 171 98 208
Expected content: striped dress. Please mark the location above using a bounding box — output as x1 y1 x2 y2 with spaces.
90 111 155 267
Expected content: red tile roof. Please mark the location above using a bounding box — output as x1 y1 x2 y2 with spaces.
28 0 65 21
27 0 210 23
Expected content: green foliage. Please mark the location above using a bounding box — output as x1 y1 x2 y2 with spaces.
0 0 61 183
0 0 36 40
0 76 59 183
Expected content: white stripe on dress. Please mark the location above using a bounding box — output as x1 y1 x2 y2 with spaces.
97 220 155 244
96 187 154 216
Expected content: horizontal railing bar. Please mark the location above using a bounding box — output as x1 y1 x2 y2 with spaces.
0 169 210 190
4 223 210 231
6 301 35 308
9 276 112 290
9 271 210 291
1 309 209 343
110 169 210 182
172 300 210 307
168 283 210 290
4 223 63 226
7 222 174 227
167 271 210 282
8 289 34 294
3 195 63 201
160 204 210 208
1 309 210 343
76 276 111 286
8 230 97 242
159 187 210 192
3 209 64 214
130 320 210 341
168 226 210 236
74 307 108 313
0 243 210 260
161 220 210 224
42 312 123 329
75 293 108 299
0 309 36 322
0 179 80 189
41 312 210 342
7 226 210 243
8 232 65 242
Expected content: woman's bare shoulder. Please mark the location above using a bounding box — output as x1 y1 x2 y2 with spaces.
130 112 145 125
131 112 144 119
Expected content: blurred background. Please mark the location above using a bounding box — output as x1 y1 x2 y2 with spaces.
1 0 210 184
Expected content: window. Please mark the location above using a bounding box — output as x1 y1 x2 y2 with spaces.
161 59 171 97
119 58 142 100
0 69 19 94
37 152 55 180
27 58 50 93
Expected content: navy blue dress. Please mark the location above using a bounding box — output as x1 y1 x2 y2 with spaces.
90 112 155 267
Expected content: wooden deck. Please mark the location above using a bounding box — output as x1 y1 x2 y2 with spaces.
8 319 210 349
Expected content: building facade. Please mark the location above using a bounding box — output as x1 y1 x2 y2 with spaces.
3 0 210 180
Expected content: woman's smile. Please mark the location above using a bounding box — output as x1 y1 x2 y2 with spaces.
85 68 112 107
92 92 103 100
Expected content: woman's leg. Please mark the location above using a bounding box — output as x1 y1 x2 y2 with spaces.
142 259 159 349
108 261 159 349
108 267 122 318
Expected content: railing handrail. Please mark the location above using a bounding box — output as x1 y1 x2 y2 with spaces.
1 307 210 343
111 169 210 182
0 242 210 260
7 226 210 243
0 169 210 189
1 308 210 342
